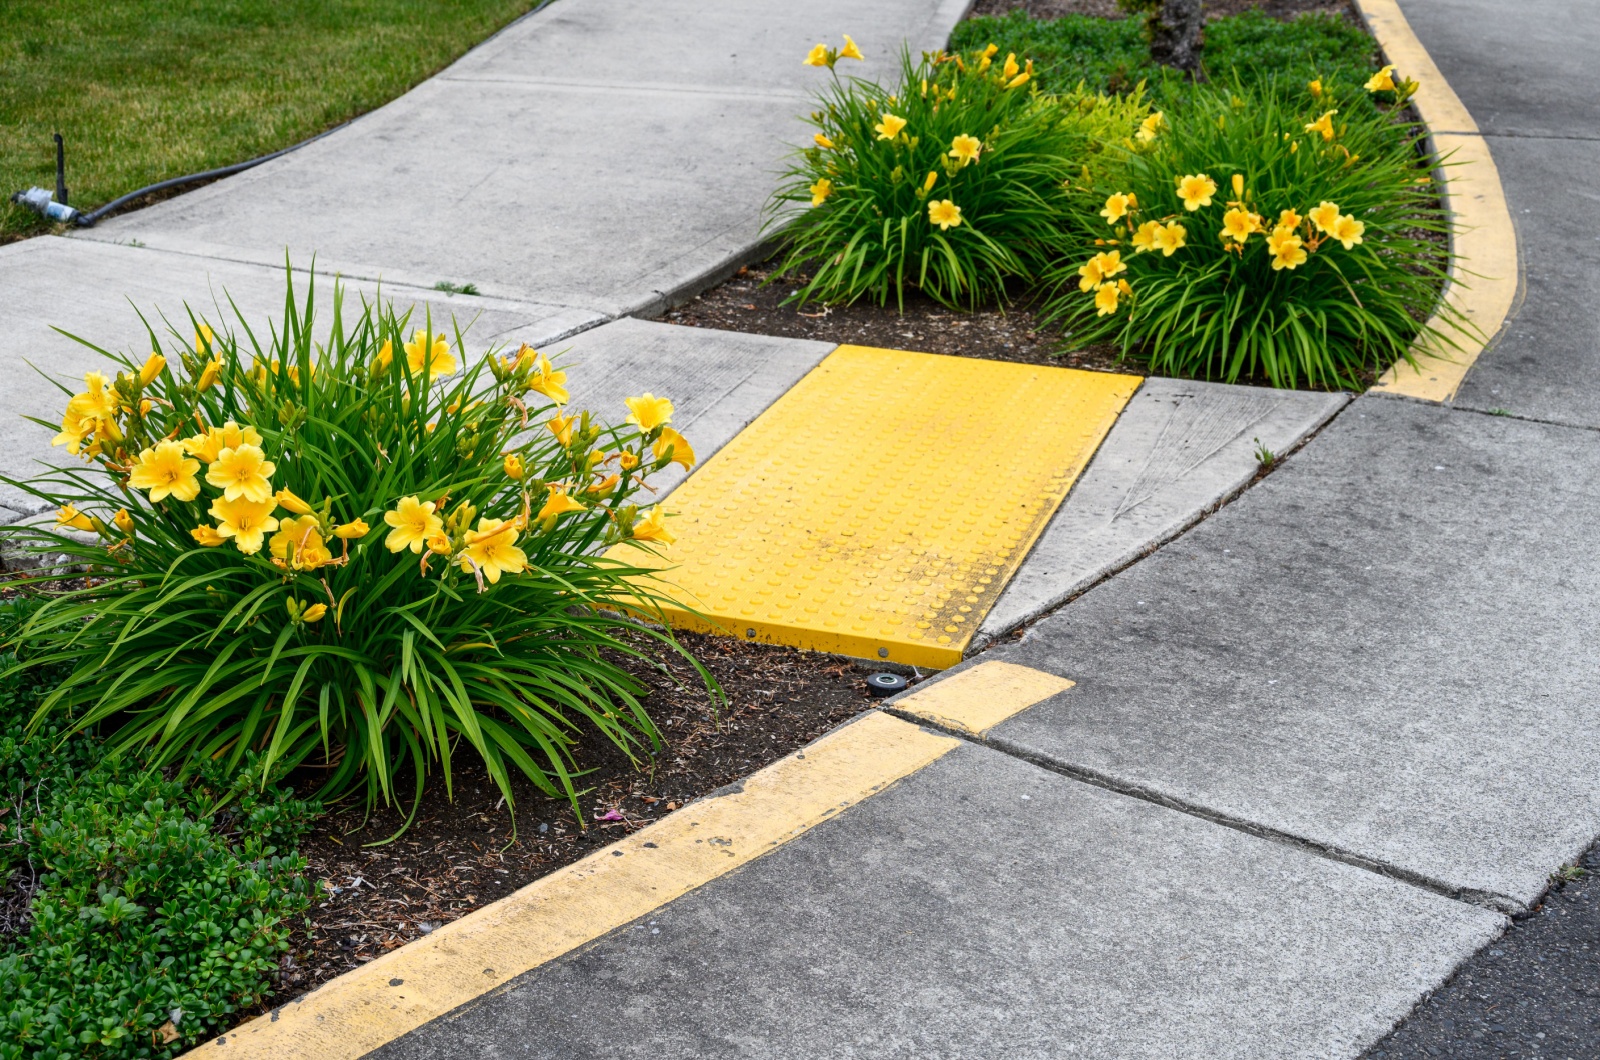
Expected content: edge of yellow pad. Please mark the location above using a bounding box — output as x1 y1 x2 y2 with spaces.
189 711 958 1060
889 659 1075 737
1358 0 1519 403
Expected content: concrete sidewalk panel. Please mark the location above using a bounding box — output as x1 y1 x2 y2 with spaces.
553 318 835 496
375 741 1502 1060
446 0 973 94
978 379 1347 646
79 78 804 316
982 396 1600 911
0 237 597 513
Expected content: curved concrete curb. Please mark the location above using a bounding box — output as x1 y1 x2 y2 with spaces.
1360 0 1520 404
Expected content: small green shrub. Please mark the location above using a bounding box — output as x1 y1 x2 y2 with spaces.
1042 78 1454 388
770 42 1146 308
3 273 713 819
0 601 318 1060
950 10 1379 100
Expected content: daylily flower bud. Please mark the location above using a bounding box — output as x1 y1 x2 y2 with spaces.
275 488 314 515
504 453 525 480
302 603 328 623
139 353 166 386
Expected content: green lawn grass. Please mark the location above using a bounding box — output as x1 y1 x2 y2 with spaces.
0 0 543 241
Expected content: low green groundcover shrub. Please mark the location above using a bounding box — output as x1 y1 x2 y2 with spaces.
3 275 712 820
770 39 1146 308
0 603 318 1059
950 10 1379 101
1044 73 1449 388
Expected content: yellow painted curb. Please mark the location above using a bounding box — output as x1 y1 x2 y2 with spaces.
890 659 1075 736
191 710 959 1059
1361 0 1519 403
610 345 1140 669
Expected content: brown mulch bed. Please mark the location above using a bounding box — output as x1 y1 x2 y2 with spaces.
269 630 894 1003
659 262 1129 374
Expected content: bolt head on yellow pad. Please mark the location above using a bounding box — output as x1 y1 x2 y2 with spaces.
609 346 1139 667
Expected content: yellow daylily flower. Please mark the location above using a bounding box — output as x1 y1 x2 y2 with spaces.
810 178 833 207
1277 208 1304 230
1220 208 1261 244
1176 173 1217 211
874 112 907 140
56 505 95 533
1089 250 1125 279
653 427 696 469
1094 283 1121 316
334 518 371 540
1136 111 1165 142
625 394 674 431
209 496 280 555
1308 201 1342 234
373 339 394 372
1268 229 1308 270
460 517 528 584
206 444 276 503
129 441 202 503
928 199 962 230
1330 213 1366 250
948 134 982 166
1154 222 1187 256
1131 220 1163 254
1077 257 1104 292
804 43 830 67
839 35 863 61
191 524 227 547
270 515 333 571
1305 109 1338 141
631 506 675 545
1308 78 1324 97
138 353 165 386
526 351 569 404
384 496 445 554
183 421 263 464
196 359 222 392
504 453 526 480
404 330 457 376
538 486 588 527
1100 192 1135 225
619 452 641 471
274 488 314 516
1002 53 1019 80
1366 64 1396 93
113 508 135 534
426 532 453 555
548 411 577 447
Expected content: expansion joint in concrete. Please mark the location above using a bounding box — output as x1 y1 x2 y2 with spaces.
882 705 1524 918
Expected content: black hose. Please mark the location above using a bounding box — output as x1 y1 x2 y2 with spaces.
73 119 351 228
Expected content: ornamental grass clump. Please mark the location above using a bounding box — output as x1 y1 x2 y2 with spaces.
771 38 1147 309
1044 73 1451 389
3 275 710 820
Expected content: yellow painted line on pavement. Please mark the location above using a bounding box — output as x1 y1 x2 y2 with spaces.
1361 0 1520 403
193 710 959 1060
611 345 1140 668
890 659 1075 737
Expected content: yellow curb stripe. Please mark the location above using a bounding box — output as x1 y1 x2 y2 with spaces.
609 345 1140 669
1360 0 1519 403
889 659 1074 736
193 711 958 1059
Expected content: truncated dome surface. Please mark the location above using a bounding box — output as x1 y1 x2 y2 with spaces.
611 345 1140 667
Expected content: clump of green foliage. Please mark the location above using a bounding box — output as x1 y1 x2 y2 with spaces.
0 602 320 1060
2 273 712 822
950 10 1379 101
770 44 1146 308
1043 78 1453 389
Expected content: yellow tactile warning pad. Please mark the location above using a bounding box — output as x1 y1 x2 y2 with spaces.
614 345 1140 668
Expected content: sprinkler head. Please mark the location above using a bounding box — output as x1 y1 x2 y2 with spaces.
865 672 907 697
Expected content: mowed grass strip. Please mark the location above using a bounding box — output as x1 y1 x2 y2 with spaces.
0 0 543 242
